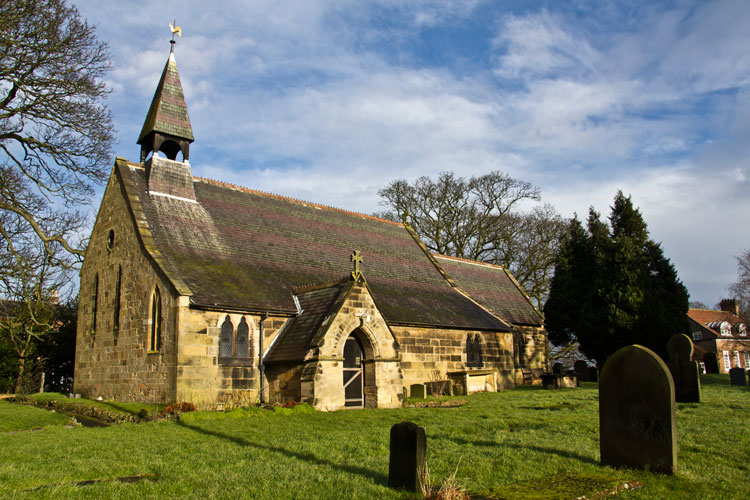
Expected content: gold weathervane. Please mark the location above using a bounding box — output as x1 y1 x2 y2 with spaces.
169 20 182 41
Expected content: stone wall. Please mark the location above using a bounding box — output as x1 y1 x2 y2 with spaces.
175 308 287 408
74 169 178 403
392 325 515 392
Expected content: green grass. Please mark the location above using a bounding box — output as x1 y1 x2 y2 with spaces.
17 392 164 419
0 376 748 499
0 400 71 432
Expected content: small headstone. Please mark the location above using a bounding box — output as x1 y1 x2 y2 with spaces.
667 334 701 403
552 362 563 374
588 366 598 382
388 422 426 491
574 360 589 382
729 367 747 386
409 383 426 399
599 345 677 474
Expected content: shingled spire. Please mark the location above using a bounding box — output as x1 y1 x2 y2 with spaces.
137 40 194 162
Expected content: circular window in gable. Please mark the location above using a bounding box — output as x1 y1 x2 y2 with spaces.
106 229 115 252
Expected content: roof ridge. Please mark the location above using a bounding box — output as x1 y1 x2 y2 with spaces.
433 253 508 271
193 175 404 227
292 277 350 295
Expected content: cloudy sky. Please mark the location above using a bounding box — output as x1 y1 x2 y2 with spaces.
72 0 749 307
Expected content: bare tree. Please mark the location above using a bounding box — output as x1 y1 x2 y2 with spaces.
0 0 113 265
0 182 73 392
729 249 750 318
377 171 564 305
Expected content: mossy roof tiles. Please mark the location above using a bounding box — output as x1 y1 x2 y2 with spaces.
137 52 194 144
433 255 543 326
120 162 510 331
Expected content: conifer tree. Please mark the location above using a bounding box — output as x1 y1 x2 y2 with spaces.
544 191 689 366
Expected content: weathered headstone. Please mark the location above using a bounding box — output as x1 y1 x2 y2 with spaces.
599 345 677 474
552 362 563 374
729 367 747 386
574 360 589 382
409 383 426 399
703 353 719 374
388 421 426 491
667 334 701 403
588 366 598 383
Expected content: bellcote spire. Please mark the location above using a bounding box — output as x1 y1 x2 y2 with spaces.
137 25 194 163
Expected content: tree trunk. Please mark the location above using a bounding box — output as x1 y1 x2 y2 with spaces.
14 356 25 394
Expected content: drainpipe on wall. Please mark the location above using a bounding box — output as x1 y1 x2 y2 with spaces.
259 313 268 404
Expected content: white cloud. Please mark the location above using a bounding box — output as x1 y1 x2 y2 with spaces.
70 0 750 306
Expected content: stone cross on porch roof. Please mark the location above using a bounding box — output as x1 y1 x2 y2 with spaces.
351 250 363 281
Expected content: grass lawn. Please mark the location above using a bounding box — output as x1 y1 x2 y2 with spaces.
0 375 748 499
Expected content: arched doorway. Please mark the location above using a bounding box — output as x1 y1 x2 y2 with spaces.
343 335 365 408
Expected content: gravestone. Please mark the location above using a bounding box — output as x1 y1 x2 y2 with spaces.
388 422 426 491
599 345 676 474
574 360 589 382
552 362 563 374
666 334 701 403
409 383 426 399
588 366 598 383
729 367 747 386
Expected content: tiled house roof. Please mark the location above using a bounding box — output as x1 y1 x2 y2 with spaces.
687 308 747 339
117 160 511 331
137 49 194 144
433 255 544 326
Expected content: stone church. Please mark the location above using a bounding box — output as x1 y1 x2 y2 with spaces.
74 42 548 410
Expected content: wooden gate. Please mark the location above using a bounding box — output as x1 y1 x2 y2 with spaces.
343 336 364 408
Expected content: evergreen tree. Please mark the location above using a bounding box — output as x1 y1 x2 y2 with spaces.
544 191 689 366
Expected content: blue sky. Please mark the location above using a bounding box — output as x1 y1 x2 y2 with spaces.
73 0 750 307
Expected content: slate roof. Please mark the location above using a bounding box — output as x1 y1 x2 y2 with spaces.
265 279 353 363
433 255 543 326
137 48 194 144
117 160 511 332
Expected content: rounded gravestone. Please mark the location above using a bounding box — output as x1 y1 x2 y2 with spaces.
599 345 677 474
667 334 701 403
574 360 589 382
552 362 563 374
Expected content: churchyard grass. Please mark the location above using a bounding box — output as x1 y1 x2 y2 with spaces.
1 375 748 500
0 400 71 432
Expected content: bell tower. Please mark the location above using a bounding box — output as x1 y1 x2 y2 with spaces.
137 39 194 163
138 32 197 202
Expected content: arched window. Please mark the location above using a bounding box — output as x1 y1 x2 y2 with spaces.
113 265 122 343
467 333 484 367
92 274 99 339
220 315 234 358
149 286 162 352
236 317 249 358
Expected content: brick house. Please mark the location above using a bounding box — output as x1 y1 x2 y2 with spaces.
688 300 749 374
73 43 547 410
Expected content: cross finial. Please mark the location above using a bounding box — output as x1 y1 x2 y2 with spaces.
351 250 363 281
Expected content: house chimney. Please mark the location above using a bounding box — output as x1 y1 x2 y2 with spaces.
719 299 739 316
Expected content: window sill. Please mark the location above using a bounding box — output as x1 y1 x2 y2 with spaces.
218 357 255 366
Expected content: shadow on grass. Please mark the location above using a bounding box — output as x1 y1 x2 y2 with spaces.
699 374 731 386
436 434 598 466
176 420 388 486
99 402 141 416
